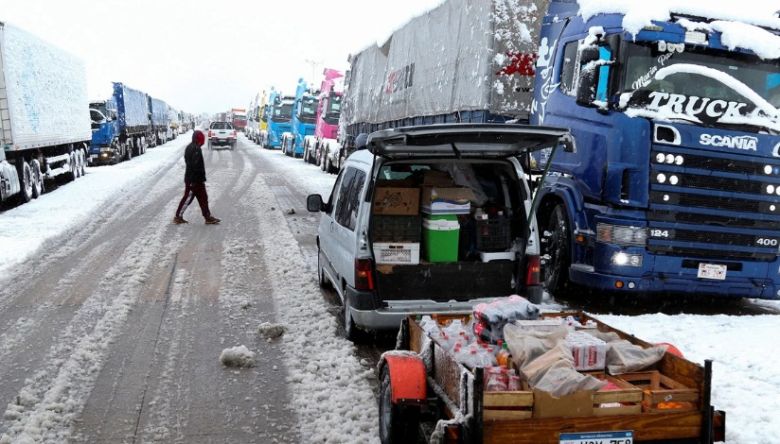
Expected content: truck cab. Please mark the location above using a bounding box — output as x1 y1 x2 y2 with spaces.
89 100 122 165
532 1 780 298
282 79 319 158
264 94 294 149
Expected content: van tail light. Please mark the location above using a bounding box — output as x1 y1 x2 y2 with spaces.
526 255 541 286
355 258 375 291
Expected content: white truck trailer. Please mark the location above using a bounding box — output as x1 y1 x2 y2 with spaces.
0 22 91 204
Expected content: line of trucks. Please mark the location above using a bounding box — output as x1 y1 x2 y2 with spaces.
256 0 780 302
0 21 193 205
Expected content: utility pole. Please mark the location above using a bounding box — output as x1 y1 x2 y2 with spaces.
304 58 324 86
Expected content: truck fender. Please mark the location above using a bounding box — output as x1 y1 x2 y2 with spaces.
378 351 427 405
537 184 587 234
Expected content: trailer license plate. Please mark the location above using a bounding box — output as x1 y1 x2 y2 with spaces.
560 431 633 444
697 263 727 280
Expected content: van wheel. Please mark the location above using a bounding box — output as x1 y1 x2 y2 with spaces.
543 204 571 295
342 297 366 343
317 250 330 289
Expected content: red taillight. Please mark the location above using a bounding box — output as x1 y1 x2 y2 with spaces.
526 255 541 286
355 259 374 291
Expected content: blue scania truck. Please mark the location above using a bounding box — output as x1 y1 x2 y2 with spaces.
341 0 780 299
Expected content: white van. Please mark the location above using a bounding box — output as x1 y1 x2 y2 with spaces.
307 124 569 341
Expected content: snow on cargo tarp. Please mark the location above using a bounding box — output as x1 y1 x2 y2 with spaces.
577 0 780 52
113 83 149 128
0 23 91 151
150 97 169 126
343 0 546 126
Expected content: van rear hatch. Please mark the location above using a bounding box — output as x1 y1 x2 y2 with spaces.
367 123 568 159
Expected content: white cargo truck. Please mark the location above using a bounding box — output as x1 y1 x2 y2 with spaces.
0 22 91 204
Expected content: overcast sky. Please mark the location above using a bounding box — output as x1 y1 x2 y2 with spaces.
2 0 443 114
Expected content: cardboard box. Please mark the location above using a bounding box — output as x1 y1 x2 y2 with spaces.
373 187 420 215
421 187 475 215
533 389 595 418
421 170 455 186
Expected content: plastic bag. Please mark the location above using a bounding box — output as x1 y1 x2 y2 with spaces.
473 295 540 343
519 342 574 385
504 323 569 369
607 340 668 374
532 363 607 397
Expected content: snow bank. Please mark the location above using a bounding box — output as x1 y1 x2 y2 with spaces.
577 0 780 59
0 136 188 278
598 313 780 444
246 148 378 444
219 345 257 368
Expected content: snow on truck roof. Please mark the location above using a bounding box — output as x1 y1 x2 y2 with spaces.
577 0 780 60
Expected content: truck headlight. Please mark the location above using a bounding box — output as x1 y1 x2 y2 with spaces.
597 223 647 247
612 252 643 267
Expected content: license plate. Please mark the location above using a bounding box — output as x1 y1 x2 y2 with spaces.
697 263 727 280
560 431 633 444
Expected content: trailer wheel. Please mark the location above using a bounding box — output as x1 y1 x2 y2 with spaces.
542 204 571 295
74 152 82 178
79 149 87 176
17 161 33 203
126 142 134 161
379 365 420 444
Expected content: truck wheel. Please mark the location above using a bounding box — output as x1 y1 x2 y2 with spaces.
543 204 571 295
69 152 78 180
320 153 327 172
80 149 87 176
126 143 133 161
31 159 43 198
379 365 420 444
17 161 33 203
303 147 309 163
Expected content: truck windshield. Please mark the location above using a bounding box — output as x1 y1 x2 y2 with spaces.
274 104 293 120
621 42 780 130
300 99 318 118
323 97 341 124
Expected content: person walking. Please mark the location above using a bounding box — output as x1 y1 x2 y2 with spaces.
173 130 221 225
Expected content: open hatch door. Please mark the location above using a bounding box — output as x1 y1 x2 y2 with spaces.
366 123 571 159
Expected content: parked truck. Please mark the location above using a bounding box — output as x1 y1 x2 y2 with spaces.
90 82 154 165
281 79 319 158
261 91 294 149
149 97 170 146
342 0 780 300
303 68 344 173
230 108 247 132
0 22 91 204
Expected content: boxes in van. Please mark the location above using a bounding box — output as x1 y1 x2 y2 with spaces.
307 124 569 342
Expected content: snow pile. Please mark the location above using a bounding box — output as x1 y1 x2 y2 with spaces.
219 345 257 368
246 148 378 443
577 0 780 59
257 322 287 339
598 313 780 444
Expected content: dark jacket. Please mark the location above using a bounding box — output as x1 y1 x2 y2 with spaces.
184 142 206 183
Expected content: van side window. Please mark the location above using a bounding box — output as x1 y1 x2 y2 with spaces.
327 170 346 217
335 168 366 231
560 41 578 96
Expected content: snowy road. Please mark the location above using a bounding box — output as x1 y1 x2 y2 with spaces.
0 135 375 443
0 133 779 443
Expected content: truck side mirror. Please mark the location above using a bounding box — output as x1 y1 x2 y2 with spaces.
307 194 325 212
576 45 612 108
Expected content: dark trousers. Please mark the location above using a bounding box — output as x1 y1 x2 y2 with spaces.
176 182 211 219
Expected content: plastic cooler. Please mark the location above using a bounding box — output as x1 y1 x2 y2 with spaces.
423 217 460 262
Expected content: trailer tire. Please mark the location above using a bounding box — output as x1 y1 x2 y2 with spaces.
17 161 33 203
542 204 571 295
79 149 87 176
379 365 420 444
126 143 133 161
74 152 82 178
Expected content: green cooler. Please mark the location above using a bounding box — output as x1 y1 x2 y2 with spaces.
423 217 460 262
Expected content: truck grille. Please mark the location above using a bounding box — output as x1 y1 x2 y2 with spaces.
649 147 780 261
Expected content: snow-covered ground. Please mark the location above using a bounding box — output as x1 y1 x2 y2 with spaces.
2 135 779 442
0 135 188 277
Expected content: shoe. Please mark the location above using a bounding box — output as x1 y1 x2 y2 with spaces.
173 216 189 224
205 216 221 225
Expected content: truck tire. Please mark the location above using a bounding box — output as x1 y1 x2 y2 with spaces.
79 148 87 176
543 204 571 295
303 146 310 163
68 152 77 180
126 143 133 161
31 159 43 198
17 161 33 203
379 365 420 444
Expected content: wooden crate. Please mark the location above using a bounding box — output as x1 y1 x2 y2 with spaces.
617 371 699 413
589 373 643 416
483 391 534 421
